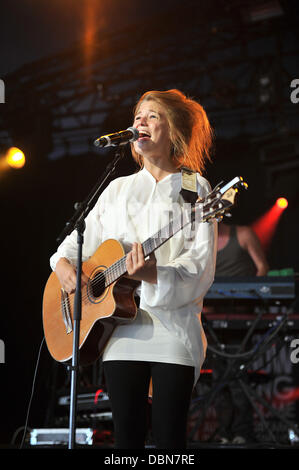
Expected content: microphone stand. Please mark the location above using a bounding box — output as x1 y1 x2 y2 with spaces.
56 145 125 449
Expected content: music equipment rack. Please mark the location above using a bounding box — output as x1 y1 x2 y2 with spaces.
205 276 296 301
203 312 299 331
188 275 299 444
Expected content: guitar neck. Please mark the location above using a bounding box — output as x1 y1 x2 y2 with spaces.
142 210 192 257
98 175 245 288
104 210 193 287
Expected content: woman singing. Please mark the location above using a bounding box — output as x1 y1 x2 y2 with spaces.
50 89 217 449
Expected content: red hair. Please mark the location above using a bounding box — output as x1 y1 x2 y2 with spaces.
131 89 214 174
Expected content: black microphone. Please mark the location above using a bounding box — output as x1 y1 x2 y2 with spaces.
93 127 139 148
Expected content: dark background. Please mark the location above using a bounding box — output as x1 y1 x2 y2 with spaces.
0 0 298 446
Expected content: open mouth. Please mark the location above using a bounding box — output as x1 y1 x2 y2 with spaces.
138 131 151 140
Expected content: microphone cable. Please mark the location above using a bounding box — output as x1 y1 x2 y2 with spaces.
19 336 45 449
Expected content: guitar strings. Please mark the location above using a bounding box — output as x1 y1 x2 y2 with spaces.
84 225 172 296
70 207 198 304
55 200 215 312
61 237 154 308
50 190 232 322
79 228 163 300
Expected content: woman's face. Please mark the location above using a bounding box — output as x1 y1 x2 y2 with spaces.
132 100 172 161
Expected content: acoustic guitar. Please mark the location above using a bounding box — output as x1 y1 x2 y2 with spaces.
43 176 247 365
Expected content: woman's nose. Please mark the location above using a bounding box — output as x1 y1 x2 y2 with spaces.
139 115 147 125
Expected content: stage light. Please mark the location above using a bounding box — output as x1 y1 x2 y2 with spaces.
252 197 288 251
276 197 288 209
5 147 25 169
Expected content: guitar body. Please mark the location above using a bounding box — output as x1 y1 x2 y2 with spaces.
43 176 246 366
42 239 140 365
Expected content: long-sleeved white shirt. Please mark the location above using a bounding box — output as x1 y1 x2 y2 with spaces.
50 166 217 383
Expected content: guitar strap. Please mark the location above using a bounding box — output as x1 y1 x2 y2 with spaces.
180 166 198 204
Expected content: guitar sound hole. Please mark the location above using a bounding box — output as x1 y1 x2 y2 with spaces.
90 273 106 298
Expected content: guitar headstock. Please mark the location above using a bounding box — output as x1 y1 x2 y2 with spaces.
197 176 248 223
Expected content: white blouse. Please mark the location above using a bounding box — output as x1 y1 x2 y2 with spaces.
50 167 217 383
102 307 195 368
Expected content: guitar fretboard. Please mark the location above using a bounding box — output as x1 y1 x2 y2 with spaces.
91 175 242 289
103 209 194 287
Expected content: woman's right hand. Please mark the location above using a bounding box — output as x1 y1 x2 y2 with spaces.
55 257 88 294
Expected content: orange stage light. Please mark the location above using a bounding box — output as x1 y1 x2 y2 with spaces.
5 147 26 169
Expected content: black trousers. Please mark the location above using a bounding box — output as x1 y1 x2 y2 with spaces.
103 360 194 449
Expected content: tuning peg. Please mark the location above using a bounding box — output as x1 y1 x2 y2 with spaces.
239 177 248 190
224 212 232 217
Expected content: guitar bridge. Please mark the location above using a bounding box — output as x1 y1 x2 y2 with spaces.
61 288 73 334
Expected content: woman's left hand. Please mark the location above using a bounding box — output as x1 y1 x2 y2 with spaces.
125 242 157 284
